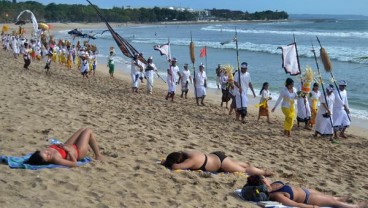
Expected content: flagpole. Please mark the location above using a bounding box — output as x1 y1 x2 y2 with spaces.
235 28 243 109
294 34 308 117
311 43 333 127
205 46 208 74
190 32 198 105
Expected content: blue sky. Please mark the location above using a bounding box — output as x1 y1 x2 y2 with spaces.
33 0 367 16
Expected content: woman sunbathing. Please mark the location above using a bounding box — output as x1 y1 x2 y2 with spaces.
162 151 273 176
241 175 368 208
26 128 103 167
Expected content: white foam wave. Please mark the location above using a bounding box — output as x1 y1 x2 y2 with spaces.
132 38 368 64
202 26 368 39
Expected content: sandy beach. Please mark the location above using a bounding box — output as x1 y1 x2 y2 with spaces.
1 23 368 207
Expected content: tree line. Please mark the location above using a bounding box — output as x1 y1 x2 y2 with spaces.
0 1 288 23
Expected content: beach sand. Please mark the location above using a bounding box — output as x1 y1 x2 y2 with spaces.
1 23 368 207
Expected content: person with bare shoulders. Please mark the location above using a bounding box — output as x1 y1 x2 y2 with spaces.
241 175 368 208
26 128 103 167
162 151 273 176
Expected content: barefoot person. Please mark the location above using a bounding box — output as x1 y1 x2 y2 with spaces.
234 62 256 123
162 151 273 176
272 78 297 137
166 58 180 101
241 175 368 208
178 63 192 99
257 82 272 123
26 128 103 167
308 83 321 128
333 80 351 139
313 85 335 140
194 63 207 105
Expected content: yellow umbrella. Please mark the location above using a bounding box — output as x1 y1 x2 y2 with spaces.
38 23 49 31
2 25 9 32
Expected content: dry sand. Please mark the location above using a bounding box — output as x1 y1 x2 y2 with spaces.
1 23 368 208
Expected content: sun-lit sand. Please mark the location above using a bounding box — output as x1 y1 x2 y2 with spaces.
0 23 367 207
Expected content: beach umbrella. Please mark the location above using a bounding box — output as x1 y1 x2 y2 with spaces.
2 25 9 33
38 23 49 31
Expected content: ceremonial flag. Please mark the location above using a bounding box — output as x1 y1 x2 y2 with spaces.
153 43 171 61
86 0 146 64
279 43 301 76
200 47 207 58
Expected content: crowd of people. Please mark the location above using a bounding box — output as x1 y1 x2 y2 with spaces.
1 30 98 78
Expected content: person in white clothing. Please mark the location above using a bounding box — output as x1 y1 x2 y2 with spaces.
166 58 180 101
234 62 256 123
257 82 272 123
296 87 311 129
131 54 144 93
194 64 207 105
178 63 192 99
333 80 351 139
314 85 335 140
80 55 89 79
144 57 157 94
12 36 20 58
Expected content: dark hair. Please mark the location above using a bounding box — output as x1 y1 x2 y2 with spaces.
313 82 319 88
25 151 49 166
163 151 188 168
241 175 269 202
259 82 269 95
285 78 294 87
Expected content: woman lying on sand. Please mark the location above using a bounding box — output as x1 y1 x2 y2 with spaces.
241 175 368 208
26 128 103 167
162 151 273 176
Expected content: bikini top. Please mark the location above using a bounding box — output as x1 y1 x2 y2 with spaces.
49 145 67 159
270 181 294 200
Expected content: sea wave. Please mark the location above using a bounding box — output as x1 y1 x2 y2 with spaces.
201 25 368 39
132 38 368 64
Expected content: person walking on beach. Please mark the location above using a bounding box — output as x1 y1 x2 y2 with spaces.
131 54 143 93
23 42 31 71
257 82 272 123
308 83 321 128
216 64 222 89
296 91 311 129
107 51 115 79
44 52 52 75
178 63 192 99
271 78 298 137
166 58 180 101
220 69 231 108
80 55 89 79
194 63 207 105
144 56 158 94
333 80 351 139
314 85 335 140
234 62 256 123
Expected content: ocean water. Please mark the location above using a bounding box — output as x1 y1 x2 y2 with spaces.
56 19 368 120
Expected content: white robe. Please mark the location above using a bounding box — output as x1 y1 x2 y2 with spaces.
315 93 335 135
167 65 179 93
297 97 311 121
234 71 251 109
195 71 206 97
333 90 350 130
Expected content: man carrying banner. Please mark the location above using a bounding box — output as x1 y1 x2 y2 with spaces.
131 53 144 93
234 62 256 123
144 57 157 94
166 58 180 101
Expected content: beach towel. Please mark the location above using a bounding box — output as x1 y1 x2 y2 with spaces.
234 189 333 208
0 139 92 170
